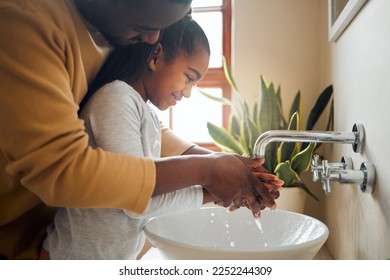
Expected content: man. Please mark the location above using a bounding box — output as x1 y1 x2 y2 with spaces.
0 0 279 259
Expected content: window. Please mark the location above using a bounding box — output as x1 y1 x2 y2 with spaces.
156 0 232 151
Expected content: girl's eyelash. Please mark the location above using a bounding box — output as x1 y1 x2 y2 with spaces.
186 75 194 82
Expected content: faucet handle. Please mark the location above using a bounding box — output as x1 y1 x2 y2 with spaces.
321 160 333 194
310 155 332 194
311 154 321 182
314 156 352 195
340 156 354 170
311 155 375 195
322 177 332 195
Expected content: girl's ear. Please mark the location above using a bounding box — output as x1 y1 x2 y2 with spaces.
149 43 163 71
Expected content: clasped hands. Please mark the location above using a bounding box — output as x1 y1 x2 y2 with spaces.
212 155 283 219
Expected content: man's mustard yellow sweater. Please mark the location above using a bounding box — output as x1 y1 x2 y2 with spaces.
0 0 192 259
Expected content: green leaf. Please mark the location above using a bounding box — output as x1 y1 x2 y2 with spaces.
239 118 251 156
275 85 282 109
259 76 282 132
207 122 244 154
229 114 240 138
242 99 250 118
264 142 279 173
198 88 232 106
314 99 335 152
326 99 334 131
289 91 301 128
277 112 300 163
252 102 259 129
306 85 333 130
302 85 333 151
274 162 299 187
247 118 260 153
222 57 239 92
275 85 287 128
290 142 317 175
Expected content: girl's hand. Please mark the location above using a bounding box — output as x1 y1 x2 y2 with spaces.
220 155 283 215
203 153 277 219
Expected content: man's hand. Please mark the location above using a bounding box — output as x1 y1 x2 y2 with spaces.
215 155 284 216
203 153 280 218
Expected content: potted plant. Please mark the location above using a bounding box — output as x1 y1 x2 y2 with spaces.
202 59 333 208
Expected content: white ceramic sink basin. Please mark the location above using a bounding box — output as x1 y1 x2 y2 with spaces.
144 206 329 259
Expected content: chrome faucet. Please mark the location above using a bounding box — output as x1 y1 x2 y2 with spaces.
311 155 376 194
253 123 364 158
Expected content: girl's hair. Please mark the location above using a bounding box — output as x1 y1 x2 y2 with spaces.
79 43 155 112
159 15 210 63
79 15 209 113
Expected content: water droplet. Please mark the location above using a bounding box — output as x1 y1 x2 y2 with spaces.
264 243 268 247
254 219 264 234
230 241 235 247
211 212 215 217
225 223 229 228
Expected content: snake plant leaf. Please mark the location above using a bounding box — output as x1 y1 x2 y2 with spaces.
275 85 288 129
275 84 282 110
306 84 333 131
313 99 335 152
222 56 239 92
290 142 317 175
274 162 299 187
259 76 282 132
326 99 334 131
263 142 279 173
302 85 333 151
277 112 300 163
253 102 258 119
241 99 250 119
207 122 245 155
239 117 256 157
239 118 250 156
247 117 260 154
198 88 232 106
253 102 259 130
229 114 240 138
289 91 301 128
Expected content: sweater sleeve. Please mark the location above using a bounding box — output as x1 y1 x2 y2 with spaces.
0 3 154 214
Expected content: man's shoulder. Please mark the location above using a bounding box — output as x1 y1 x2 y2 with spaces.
0 0 69 17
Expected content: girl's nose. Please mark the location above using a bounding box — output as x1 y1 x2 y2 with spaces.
182 86 192 98
139 31 161 44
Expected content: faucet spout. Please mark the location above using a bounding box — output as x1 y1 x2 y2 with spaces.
253 123 364 158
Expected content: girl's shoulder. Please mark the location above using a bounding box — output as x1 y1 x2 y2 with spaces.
81 80 147 119
94 80 144 104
